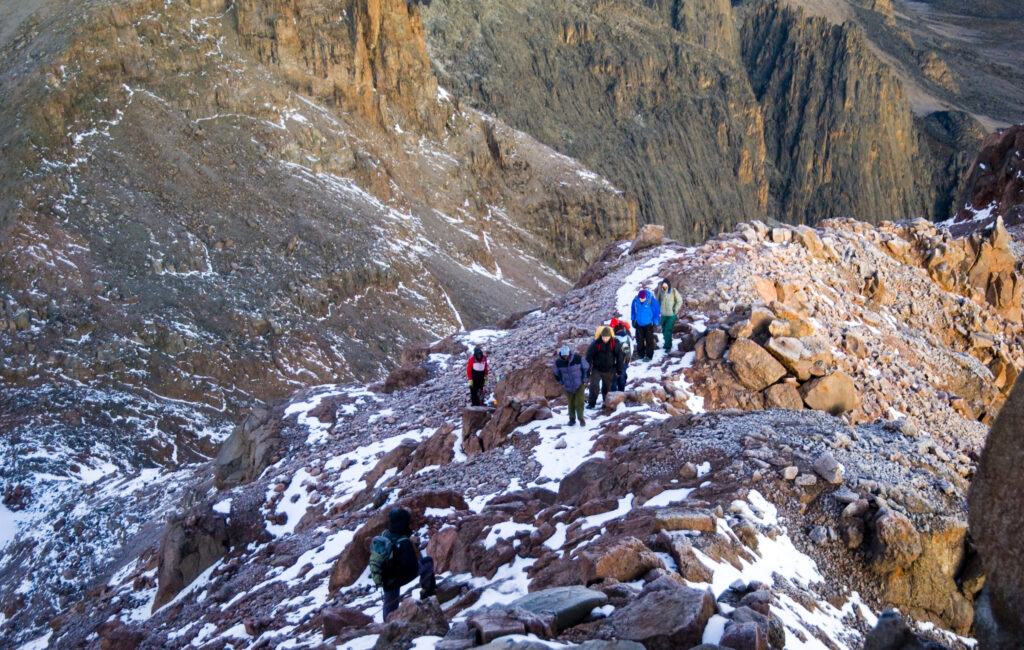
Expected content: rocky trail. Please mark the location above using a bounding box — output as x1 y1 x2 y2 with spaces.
5 215 1022 649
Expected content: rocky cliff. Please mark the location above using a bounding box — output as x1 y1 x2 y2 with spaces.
421 0 1022 240
7 217 1019 648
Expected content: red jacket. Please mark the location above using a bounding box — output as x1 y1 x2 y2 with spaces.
467 354 489 380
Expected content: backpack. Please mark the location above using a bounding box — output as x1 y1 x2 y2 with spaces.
369 533 407 587
615 332 633 364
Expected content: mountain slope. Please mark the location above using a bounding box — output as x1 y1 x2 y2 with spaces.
9 217 1020 648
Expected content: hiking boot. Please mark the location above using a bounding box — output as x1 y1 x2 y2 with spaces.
568 419 576 426
579 417 586 426
420 589 436 600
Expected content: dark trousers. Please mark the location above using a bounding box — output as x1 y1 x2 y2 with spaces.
566 386 586 423
636 324 656 360
614 367 628 392
383 556 436 621
588 370 615 408
470 370 486 406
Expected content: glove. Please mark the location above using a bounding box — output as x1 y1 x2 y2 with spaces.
468 379 473 386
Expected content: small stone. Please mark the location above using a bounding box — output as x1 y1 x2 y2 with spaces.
795 474 817 487
809 526 829 545
812 452 844 484
783 466 799 481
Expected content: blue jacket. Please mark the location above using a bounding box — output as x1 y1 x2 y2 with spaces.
553 353 590 393
631 295 661 327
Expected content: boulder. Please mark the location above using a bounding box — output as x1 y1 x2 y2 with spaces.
578 536 664 584
509 586 609 633
763 383 803 410
870 509 922 574
558 459 618 507
704 329 730 360
863 609 950 650
374 597 448 649
728 308 774 340
96 621 145 650
653 531 713 583
478 397 551 453
152 506 230 611
404 424 457 474
467 606 557 643
800 372 861 415
214 405 283 489
812 452 844 484
322 606 374 638
764 337 831 381
727 339 786 391
652 508 716 533
603 391 629 411
611 583 717 649
462 406 493 454
629 224 665 254
380 364 428 394
969 379 1024 648
720 621 766 650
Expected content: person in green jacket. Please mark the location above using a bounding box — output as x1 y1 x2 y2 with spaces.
656 278 682 353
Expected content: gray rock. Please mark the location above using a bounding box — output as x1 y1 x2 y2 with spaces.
509 585 609 633
611 584 717 650
812 452 844 484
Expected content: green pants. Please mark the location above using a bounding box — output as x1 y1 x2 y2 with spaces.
661 315 677 352
567 386 586 423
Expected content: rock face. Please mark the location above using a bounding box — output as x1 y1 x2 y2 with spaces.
422 0 997 240
611 582 717 650
153 506 231 611
969 379 1024 648
955 125 1024 225
727 339 786 391
236 0 440 130
214 404 283 489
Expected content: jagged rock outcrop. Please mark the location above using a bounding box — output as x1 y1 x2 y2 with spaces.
954 124 1024 226
968 379 1024 648
236 0 441 130
153 505 231 611
214 403 285 489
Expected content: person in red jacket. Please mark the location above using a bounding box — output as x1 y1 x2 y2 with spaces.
466 346 489 405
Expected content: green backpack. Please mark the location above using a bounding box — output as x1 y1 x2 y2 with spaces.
369 533 407 587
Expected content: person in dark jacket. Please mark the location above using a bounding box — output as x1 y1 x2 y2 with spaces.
586 327 624 409
466 346 489 406
631 289 660 361
554 344 590 426
381 508 436 621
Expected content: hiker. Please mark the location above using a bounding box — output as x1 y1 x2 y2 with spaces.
612 323 633 391
656 278 683 353
371 507 437 621
586 326 624 409
553 344 590 426
630 289 660 361
466 346 488 406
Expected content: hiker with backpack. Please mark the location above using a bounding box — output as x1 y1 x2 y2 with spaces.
656 278 683 353
612 322 633 391
586 326 624 409
553 344 590 426
466 346 489 406
370 507 437 621
630 289 660 361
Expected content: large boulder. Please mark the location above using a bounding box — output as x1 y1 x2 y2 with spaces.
629 224 665 254
763 382 803 410
152 506 231 611
799 371 861 415
863 609 950 650
509 586 609 633
577 536 664 584
611 582 717 649
764 336 832 381
462 406 493 455
727 339 786 391
870 509 923 574
969 379 1024 648
214 404 283 489
374 597 448 649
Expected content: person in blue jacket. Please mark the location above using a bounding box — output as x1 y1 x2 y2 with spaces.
631 289 660 361
553 344 590 426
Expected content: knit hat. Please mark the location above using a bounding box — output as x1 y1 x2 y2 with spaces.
559 344 571 357
600 326 613 338
662 278 671 288
473 346 483 359
638 289 647 300
388 508 412 535
609 318 619 328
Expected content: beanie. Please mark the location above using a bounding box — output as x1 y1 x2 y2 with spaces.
639 289 647 300
559 344 571 357
388 508 412 535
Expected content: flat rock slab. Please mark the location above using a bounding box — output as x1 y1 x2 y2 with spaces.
612 585 717 650
653 508 716 533
510 586 609 633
